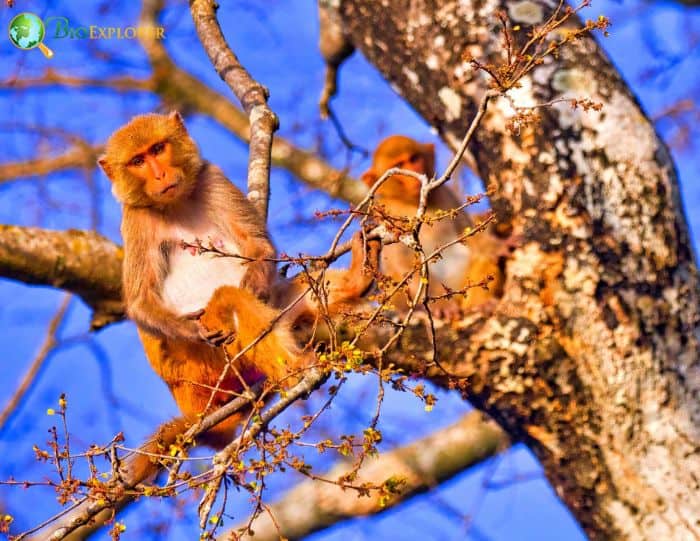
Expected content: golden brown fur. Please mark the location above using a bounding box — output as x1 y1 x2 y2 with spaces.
361 135 504 316
99 112 379 484
271 232 380 334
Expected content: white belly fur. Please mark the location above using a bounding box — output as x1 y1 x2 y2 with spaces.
162 230 246 316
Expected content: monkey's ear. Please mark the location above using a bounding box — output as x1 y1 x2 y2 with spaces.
361 169 378 187
97 156 113 180
168 111 185 127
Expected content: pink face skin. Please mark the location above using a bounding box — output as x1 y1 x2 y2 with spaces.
388 151 427 200
126 140 185 205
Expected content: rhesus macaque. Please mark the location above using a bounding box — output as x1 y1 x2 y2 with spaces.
99 112 378 482
361 135 505 317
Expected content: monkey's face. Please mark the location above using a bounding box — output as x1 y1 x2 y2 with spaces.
363 151 428 204
385 151 427 199
124 140 187 205
361 137 436 205
99 112 203 208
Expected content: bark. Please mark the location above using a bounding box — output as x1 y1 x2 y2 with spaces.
222 412 507 541
190 0 278 221
337 1 700 540
0 226 123 328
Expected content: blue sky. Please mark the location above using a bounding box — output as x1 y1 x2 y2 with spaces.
0 1 697 540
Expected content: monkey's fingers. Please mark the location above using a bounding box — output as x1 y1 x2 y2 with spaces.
365 239 382 267
199 328 236 347
183 308 206 320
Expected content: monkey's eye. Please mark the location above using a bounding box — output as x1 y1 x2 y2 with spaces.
150 141 166 155
128 155 145 167
407 153 421 164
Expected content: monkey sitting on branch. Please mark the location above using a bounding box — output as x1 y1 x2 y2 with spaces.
361 135 507 319
98 112 379 480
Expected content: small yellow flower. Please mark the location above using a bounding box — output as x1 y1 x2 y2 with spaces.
46 408 55 416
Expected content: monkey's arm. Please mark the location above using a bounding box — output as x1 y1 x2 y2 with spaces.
121 209 202 341
205 164 277 299
273 232 380 326
322 234 380 306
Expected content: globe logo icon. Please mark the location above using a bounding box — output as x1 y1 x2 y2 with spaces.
8 12 54 58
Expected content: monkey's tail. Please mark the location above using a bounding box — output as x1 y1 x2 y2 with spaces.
122 416 192 485
48 417 192 541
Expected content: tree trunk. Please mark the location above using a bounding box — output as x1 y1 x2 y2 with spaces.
339 1 700 539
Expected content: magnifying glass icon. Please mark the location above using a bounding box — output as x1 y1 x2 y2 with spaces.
8 13 54 59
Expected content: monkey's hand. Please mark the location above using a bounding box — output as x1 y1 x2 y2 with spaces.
241 259 276 301
200 327 235 346
181 309 234 346
364 238 382 273
197 286 241 347
128 300 204 342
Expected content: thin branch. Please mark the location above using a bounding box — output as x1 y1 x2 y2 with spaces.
190 0 278 221
25 381 261 541
221 412 508 541
0 145 101 184
198 367 328 528
0 69 152 92
0 295 71 432
29 367 326 541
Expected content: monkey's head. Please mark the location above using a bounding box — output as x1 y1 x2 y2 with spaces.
98 111 203 208
361 135 435 203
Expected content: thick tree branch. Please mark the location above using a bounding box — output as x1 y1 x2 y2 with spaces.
0 226 123 328
340 2 700 539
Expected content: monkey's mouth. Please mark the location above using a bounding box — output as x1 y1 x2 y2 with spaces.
160 182 179 195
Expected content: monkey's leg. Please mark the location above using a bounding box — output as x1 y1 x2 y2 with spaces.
169 380 250 449
201 285 313 387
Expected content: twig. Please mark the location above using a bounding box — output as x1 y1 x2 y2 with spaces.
25 382 264 541
0 294 71 432
198 367 328 528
